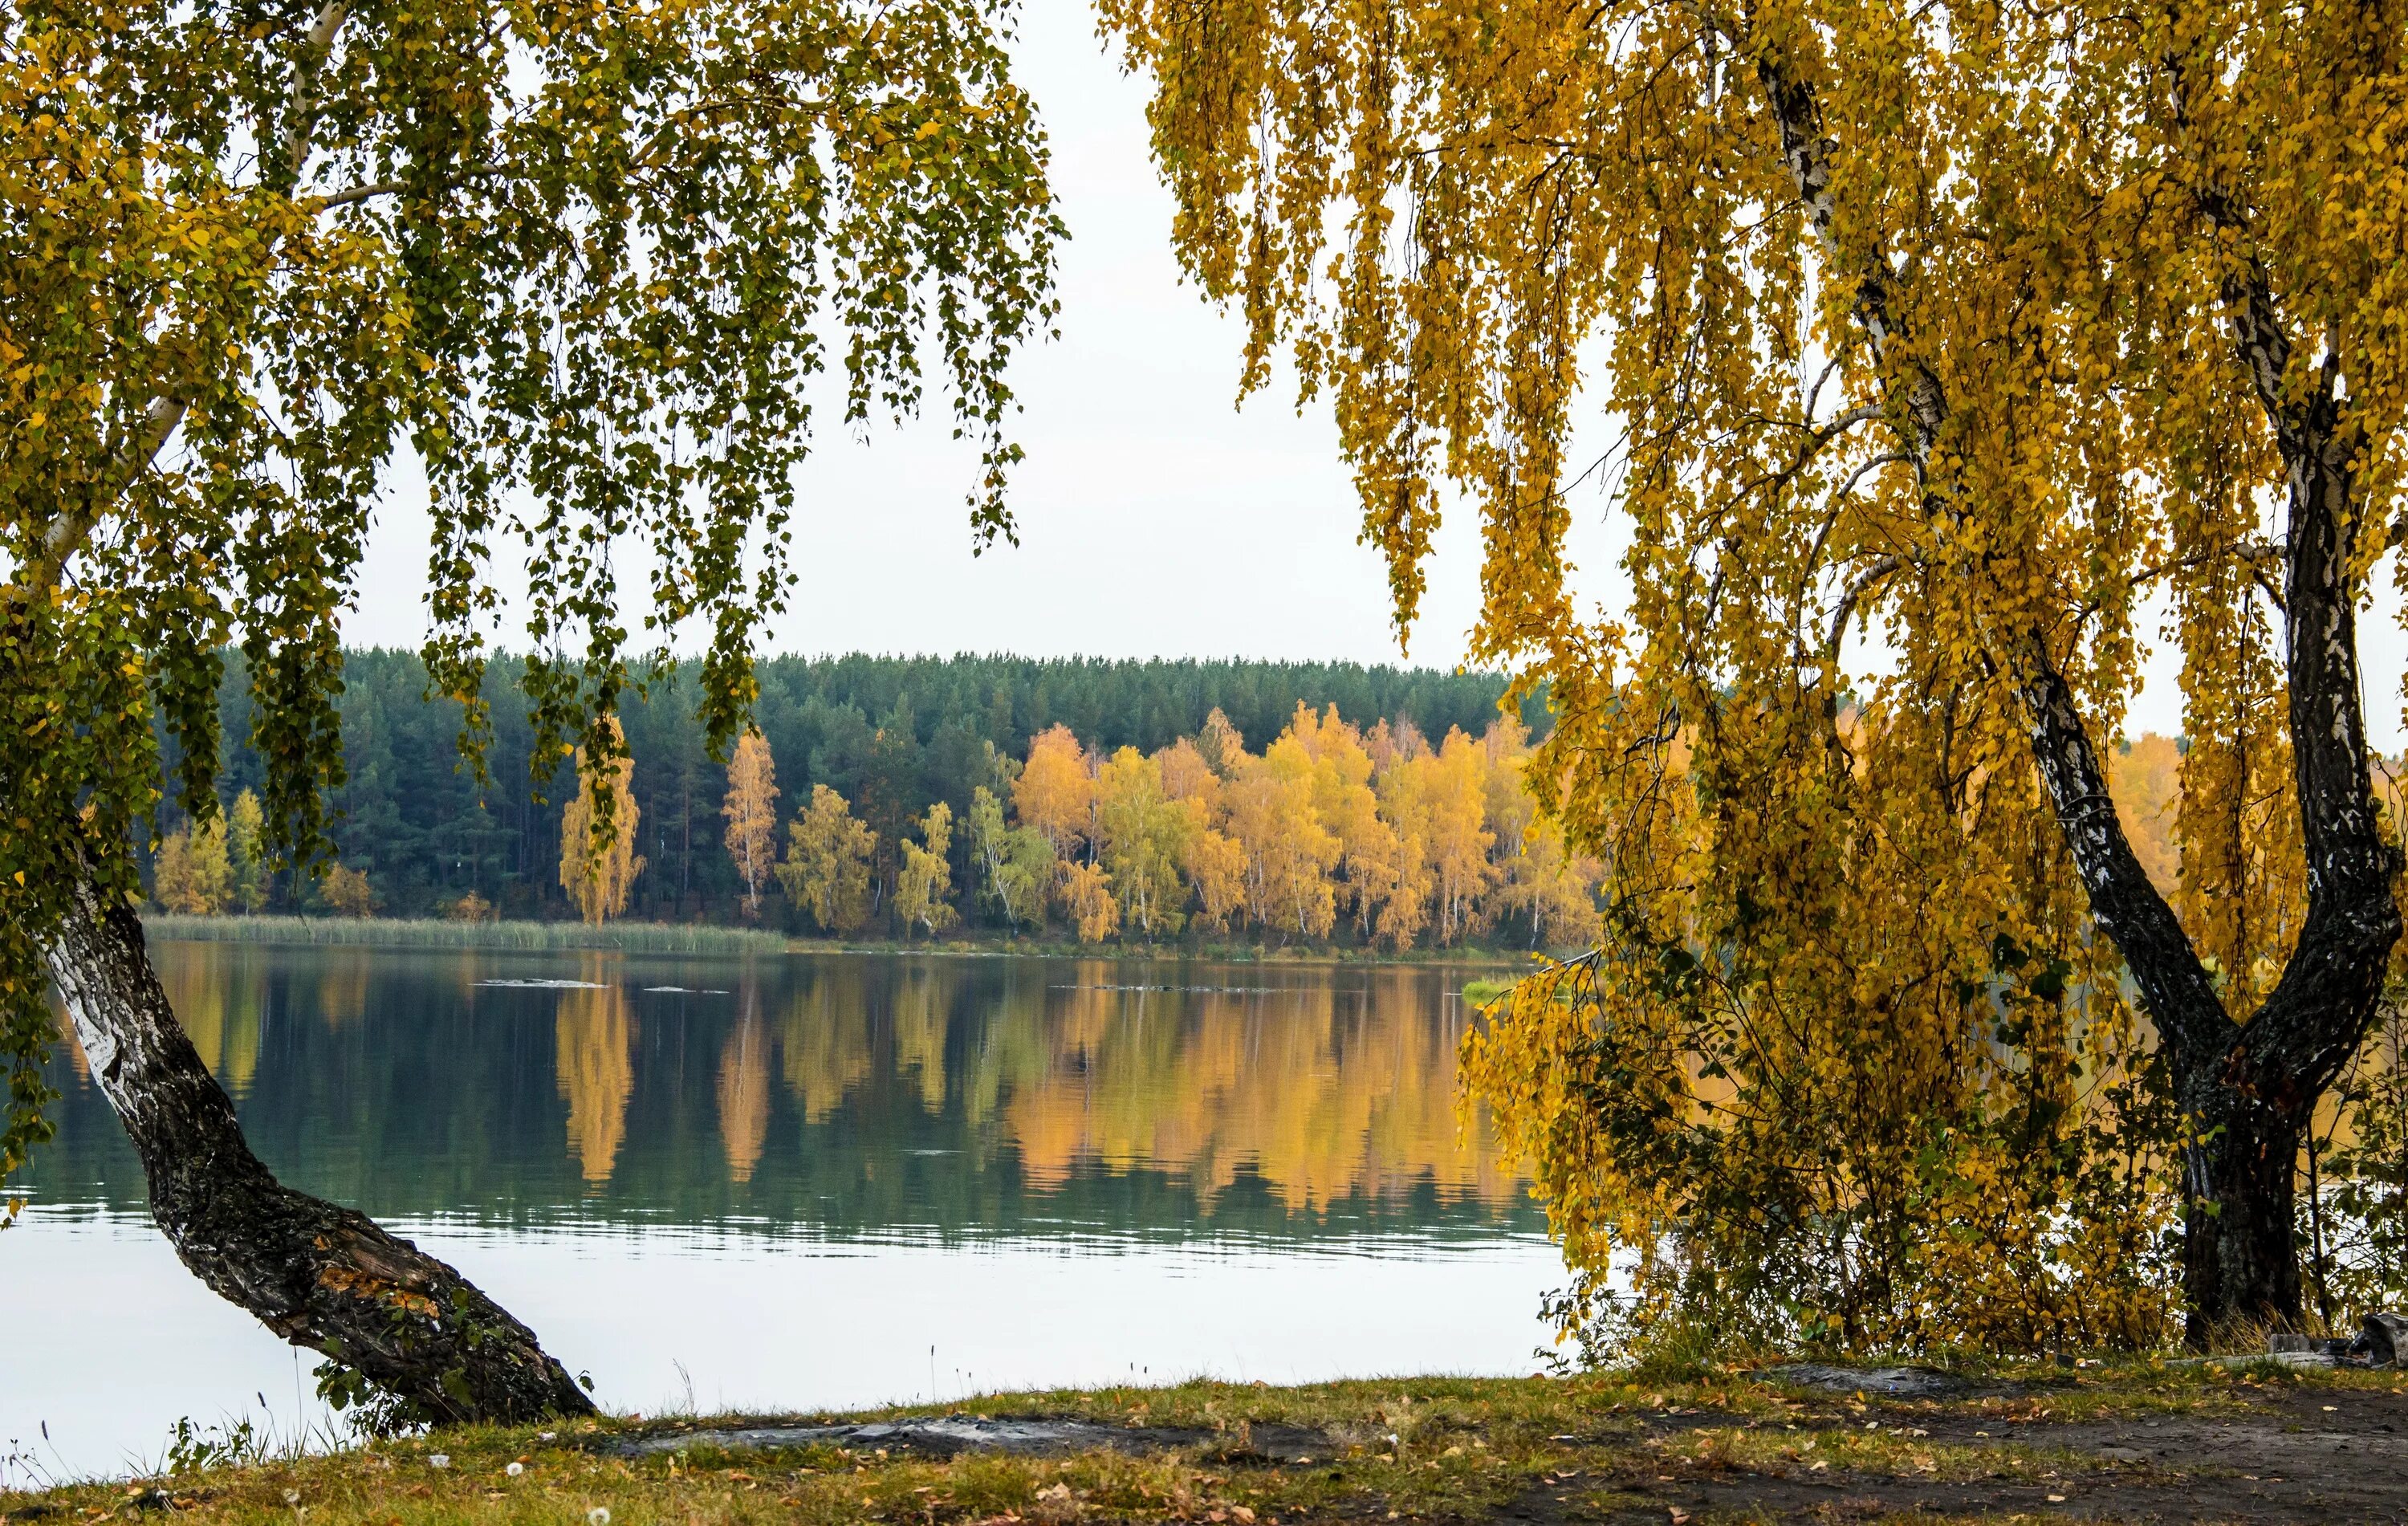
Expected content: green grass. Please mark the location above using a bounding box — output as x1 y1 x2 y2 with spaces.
143 914 788 956
10 1364 2386 1525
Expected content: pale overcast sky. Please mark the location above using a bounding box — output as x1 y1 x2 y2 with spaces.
345 6 1570 676
339 4 2405 748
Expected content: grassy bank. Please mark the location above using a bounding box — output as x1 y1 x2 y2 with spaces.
140 914 1542 967
142 915 787 957
11 1365 2406 1524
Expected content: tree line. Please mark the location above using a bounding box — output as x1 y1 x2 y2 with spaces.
151 649 1552 943
714 704 1599 949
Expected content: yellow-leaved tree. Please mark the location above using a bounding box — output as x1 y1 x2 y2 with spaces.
1104 0 2408 1349
226 790 267 914
1287 704 1402 939
966 785 1051 931
152 817 232 915
896 801 958 938
1158 739 1247 934
721 729 780 921
779 785 877 935
559 720 644 925
1226 734 1340 940
1014 723 1095 861
1095 747 1191 938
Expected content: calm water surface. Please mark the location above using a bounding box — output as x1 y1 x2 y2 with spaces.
4 944 1556 1479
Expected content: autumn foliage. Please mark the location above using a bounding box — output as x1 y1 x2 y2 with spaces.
559 720 645 926
669 702 1607 950
1106 0 2408 1350
959 705 1597 950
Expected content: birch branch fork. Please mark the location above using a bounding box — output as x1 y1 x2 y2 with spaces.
1754 32 2399 1340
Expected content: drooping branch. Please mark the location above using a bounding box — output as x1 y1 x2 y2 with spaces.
1748 36 2231 1061
27 1 356 600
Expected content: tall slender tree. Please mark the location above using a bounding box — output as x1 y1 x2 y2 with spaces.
226 790 267 914
721 730 780 921
560 721 644 925
895 800 958 937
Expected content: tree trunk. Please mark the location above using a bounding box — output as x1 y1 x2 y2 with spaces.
45 867 596 1424
2015 432 2398 1343
2181 1089 2304 1341
1750 39 2401 1342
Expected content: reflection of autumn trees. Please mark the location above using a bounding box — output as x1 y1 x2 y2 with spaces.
555 966 636 1185
746 958 1513 1211
90 944 1514 1215
37 945 1526 1237
717 1001 771 1182
315 950 372 1028
774 973 877 1123
161 942 266 1099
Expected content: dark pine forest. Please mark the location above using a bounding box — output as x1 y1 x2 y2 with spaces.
182 651 1533 926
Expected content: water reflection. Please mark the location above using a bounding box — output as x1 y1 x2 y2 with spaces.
8 944 1553 1481
17 944 1540 1246
556 969 637 1186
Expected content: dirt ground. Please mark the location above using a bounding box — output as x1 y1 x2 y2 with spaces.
12 1365 2408 1526
1564 1377 2408 1523
605 1365 2408 1524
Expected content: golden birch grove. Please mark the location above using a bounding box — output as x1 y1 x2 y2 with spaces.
954 706 1600 952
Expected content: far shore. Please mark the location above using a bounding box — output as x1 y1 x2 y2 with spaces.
140 912 1549 968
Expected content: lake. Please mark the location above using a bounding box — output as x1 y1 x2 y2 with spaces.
2 943 1560 1480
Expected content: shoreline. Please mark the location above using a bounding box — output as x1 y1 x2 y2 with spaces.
140 913 1550 969
5 1365 2400 1519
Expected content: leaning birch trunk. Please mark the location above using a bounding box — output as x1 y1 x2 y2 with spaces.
46 869 595 1423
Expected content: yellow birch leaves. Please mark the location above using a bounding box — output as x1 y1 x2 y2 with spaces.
559 721 645 925
721 730 781 922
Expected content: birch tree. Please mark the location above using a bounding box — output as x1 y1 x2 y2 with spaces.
1104 0 2406 1344
721 730 779 921
3 0 1058 1418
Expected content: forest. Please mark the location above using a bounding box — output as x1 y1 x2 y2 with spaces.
150 644 2239 959
149 649 1561 946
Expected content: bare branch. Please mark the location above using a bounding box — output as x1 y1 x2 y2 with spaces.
308 166 506 212
279 1 352 195
1823 555 1898 668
